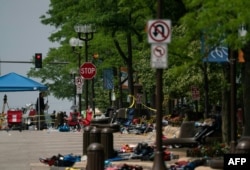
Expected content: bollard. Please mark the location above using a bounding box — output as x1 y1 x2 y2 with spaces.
83 126 93 155
90 127 101 144
101 128 116 159
235 136 250 153
86 143 104 170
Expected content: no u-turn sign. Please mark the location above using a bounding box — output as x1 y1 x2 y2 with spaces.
147 20 171 44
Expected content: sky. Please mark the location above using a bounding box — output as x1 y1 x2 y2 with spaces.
0 0 72 114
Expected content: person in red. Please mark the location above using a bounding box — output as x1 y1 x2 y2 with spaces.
82 105 93 126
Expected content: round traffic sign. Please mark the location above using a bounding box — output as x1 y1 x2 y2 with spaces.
148 20 171 43
80 62 96 79
75 76 83 86
153 45 166 58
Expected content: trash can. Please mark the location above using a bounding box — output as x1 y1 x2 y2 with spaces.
101 128 116 159
235 136 250 153
90 127 101 144
83 126 93 155
86 143 104 170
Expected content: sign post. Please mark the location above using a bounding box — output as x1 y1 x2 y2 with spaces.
148 17 171 170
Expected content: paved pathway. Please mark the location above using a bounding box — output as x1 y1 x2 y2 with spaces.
0 129 156 170
0 128 218 170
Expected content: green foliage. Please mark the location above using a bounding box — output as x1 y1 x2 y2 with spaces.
29 0 240 113
29 0 157 111
181 0 250 49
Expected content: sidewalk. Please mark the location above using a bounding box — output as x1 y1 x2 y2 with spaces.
27 125 223 170
30 148 223 170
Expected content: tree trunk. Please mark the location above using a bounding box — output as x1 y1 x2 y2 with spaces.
127 33 134 96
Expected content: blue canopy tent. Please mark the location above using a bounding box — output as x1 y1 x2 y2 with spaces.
0 72 48 92
0 72 48 130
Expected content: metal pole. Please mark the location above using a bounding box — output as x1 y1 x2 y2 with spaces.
152 0 167 169
91 56 96 115
37 95 41 130
70 70 77 107
230 48 237 152
85 34 89 110
204 62 209 118
152 69 167 170
92 77 95 115
76 25 95 157
72 73 76 106
78 52 82 113
78 32 94 110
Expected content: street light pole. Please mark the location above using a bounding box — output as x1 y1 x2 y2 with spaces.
74 24 96 110
69 37 83 113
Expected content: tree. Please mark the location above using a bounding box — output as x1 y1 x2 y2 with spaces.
179 0 250 139
28 0 155 110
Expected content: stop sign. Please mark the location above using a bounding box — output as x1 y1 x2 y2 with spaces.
80 62 97 79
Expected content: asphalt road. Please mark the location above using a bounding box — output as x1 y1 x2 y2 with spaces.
0 129 155 170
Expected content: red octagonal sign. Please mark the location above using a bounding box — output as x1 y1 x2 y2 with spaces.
80 62 96 79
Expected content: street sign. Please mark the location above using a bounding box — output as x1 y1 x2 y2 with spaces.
148 20 171 43
151 44 167 68
75 76 83 86
80 62 96 79
76 84 83 94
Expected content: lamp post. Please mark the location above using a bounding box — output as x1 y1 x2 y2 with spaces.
228 24 250 153
69 37 83 113
70 69 77 107
74 24 96 110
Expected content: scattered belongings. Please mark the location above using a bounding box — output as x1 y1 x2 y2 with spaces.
39 154 81 167
169 158 207 170
58 123 70 132
105 163 143 170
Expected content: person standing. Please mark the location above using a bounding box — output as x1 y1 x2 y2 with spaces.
50 110 56 128
36 92 46 130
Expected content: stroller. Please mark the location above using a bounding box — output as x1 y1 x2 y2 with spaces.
7 109 23 131
194 114 222 143
163 114 222 148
